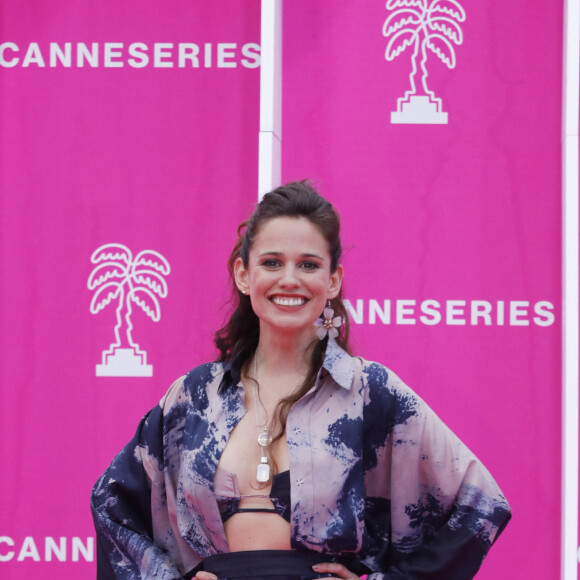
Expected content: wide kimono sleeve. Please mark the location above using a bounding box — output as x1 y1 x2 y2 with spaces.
90 379 187 580
362 363 511 579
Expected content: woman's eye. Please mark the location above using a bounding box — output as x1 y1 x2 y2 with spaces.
261 259 281 268
300 261 320 271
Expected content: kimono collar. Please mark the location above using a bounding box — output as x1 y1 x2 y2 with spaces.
219 339 354 393
321 338 355 390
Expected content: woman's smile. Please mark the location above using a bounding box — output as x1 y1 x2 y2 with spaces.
270 295 307 307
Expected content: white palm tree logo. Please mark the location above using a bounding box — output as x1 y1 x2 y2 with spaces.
383 0 466 124
88 243 171 377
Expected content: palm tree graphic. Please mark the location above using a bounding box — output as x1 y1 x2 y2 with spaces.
88 243 171 377
383 0 466 124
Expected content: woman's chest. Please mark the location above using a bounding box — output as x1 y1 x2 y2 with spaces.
216 410 289 492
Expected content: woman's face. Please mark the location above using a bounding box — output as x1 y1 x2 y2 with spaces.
234 216 342 340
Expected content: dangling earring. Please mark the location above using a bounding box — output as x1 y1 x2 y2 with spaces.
314 300 342 340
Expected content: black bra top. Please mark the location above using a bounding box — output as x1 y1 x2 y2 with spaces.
214 468 291 523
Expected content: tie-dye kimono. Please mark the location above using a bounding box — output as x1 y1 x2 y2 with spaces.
91 339 511 579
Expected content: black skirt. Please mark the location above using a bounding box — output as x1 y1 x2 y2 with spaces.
185 549 365 580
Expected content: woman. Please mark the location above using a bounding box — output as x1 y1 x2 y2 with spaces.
91 181 511 579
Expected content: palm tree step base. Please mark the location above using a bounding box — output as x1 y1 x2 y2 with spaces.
96 348 153 377
391 96 448 125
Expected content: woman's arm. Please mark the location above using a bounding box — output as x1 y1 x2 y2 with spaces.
91 405 185 580
363 364 511 579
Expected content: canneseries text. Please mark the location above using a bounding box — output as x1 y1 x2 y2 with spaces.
344 299 555 327
0 42 261 69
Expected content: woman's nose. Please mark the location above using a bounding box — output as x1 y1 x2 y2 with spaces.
279 264 299 287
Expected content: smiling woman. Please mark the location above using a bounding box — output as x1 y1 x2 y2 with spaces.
233 216 343 344
91 181 511 580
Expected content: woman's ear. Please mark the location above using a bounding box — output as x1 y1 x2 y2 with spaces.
327 264 343 300
234 257 249 295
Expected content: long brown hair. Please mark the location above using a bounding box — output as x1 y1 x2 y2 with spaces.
214 180 351 473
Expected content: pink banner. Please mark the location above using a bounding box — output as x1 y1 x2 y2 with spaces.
0 1 564 578
281 1 562 579
283 0 562 580
0 1 260 578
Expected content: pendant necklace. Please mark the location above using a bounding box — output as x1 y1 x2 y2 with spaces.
252 355 302 483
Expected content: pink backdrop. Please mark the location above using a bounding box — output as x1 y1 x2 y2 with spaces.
281 1 563 578
0 1 564 578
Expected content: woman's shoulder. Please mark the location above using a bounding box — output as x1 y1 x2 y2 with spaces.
354 356 423 416
355 356 406 390
159 360 230 410
326 341 415 400
184 360 229 386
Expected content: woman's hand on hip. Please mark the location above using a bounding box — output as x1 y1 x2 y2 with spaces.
312 562 361 579
193 572 218 580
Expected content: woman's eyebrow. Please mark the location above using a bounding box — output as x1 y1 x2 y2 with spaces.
258 251 282 257
299 253 324 260
258 251 324 260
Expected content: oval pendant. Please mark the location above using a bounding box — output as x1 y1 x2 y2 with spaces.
258 431 272 447
256 461 270 482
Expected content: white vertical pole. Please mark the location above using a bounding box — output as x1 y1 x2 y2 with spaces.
562 1 580 579
258 0 283 200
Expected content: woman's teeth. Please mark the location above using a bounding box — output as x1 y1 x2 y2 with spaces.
271 296 306 306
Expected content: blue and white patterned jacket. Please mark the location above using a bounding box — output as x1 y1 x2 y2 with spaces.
91 340 511 579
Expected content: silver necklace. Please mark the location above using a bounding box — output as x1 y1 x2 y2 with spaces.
253 355 272 482
252 355 302 483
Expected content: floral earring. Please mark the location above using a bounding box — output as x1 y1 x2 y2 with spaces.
315 300 342 340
